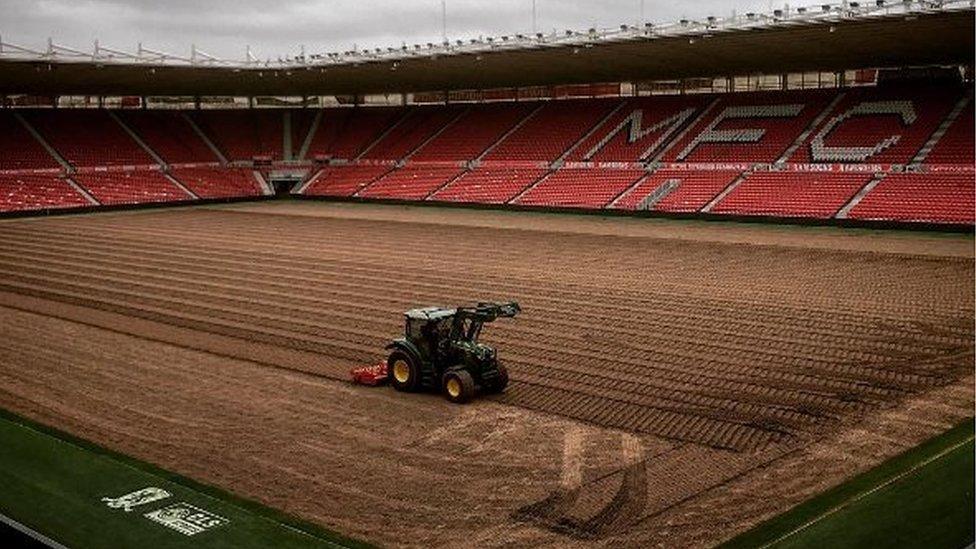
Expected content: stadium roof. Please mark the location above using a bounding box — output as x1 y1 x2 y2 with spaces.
0 3 972 97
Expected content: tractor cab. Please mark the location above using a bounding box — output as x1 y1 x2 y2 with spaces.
385 301 520 403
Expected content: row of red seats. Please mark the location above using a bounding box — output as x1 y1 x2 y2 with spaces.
0 112 61 170
848 172 974 224
72 171 192 205
0 173 90 211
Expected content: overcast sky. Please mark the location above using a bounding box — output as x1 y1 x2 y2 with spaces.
1 0 789 60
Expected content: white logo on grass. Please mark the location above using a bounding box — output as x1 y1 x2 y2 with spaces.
102 487 172 512
145 503 229 536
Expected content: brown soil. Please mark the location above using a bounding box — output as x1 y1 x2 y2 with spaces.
0 202 971 547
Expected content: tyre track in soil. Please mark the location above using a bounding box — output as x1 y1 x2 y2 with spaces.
5 218 967 319
0 210 972 453
0 245 961 425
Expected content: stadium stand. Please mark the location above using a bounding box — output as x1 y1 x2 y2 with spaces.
120 111 220 164
513 167 646 208
0 112 62 170
358 164 466 199
169 167 264 198
612 169 743 212
847 171 975 224
302 164 393 197
711 171 873 218
0 173 90 211
73 171 192 205
23 110 155 167
0 81 971 224
429 165 549 203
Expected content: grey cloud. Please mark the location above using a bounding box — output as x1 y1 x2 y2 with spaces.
1 0 784 60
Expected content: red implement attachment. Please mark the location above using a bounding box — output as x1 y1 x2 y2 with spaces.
351 362 388 386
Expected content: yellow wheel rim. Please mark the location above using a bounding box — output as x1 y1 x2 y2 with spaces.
393 360 411 383
446 378 462 398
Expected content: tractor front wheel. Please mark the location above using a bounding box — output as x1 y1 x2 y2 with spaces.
388 350 421 392
442 369 476 404
485 364 509 394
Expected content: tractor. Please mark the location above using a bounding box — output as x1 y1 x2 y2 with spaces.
384 301 520 403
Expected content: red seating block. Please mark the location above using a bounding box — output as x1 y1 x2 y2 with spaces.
304 107 403 160
170 167 263 199
486 99 621 162
193 110 283 161
121 111 218 164
303 165 393 197
613 169 741 212
430 166 548 203
848 172 974 224
0 173 89 211
513 167 645 208
711 171 871 218
73 171 192 205
25 110 155 168
358 164 466 200
361 106 464 160
412 103 535 161
0 112 60 170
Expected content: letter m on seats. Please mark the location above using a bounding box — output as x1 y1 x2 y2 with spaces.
582 108 696 161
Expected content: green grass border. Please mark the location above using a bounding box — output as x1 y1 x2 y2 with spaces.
0 407 372 549
722 418 975 549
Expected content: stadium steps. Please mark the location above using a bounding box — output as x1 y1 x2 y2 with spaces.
354 109 412 160
506 169 555 204
474 102 545 161
608 170 654 208
253 171 274 195
162 172 200 200
910 91 973 166
649 96 722 163
182 112 229 164
296 110 324 161
12 112 72 172
401 107 471 160
701 170 750 213
350 165 400 198
776 91 846 164
557 100 628 162
107 111 167 168
63 175 101 205
424 167 470 200
292 167 323 195
835 173 885 219
282 111 293 161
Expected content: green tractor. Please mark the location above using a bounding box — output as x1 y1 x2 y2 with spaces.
385 301 520 403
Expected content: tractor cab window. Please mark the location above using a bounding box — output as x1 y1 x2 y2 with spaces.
406 318 424 340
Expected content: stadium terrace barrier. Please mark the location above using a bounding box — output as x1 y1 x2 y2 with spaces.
1 82 973 226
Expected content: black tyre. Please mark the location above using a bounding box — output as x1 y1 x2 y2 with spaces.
387 350 421 392
442 369 476 404
486 364 509 394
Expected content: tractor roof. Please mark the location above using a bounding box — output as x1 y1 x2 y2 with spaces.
404 307 456 321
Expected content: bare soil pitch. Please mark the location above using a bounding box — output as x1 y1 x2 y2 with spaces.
0 202 971 547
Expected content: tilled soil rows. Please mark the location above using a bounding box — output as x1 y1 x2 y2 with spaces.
0 203 972 547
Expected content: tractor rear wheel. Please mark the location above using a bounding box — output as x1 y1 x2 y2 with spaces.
442 369 475 404
387 350 421 392
485 364 509 394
